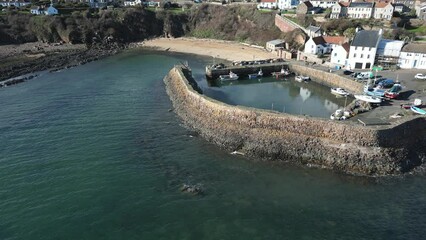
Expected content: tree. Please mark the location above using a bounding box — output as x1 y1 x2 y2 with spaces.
343 27 355 40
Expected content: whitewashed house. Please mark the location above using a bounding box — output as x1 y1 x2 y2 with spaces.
330 42 350 67
347 2 374 19
323 36 346 49
373 2 394 20
257 0 277 9
310 0 338 9
398 43 426 69
0 0 30 8
306 25 322 38
266 39 285 51
330 2 349 19
347 29 382 70
30 5 58 15
124 0 142 6
30 6 43 15
277 0 299 10
304 36 331 55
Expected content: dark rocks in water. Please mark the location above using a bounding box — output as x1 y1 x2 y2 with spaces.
180 184 203 195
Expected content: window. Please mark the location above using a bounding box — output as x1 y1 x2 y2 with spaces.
355 46 358 50
334 53 337 56
367 54 370 59
361 54 364 58
354 53 357 57
362 47 364 51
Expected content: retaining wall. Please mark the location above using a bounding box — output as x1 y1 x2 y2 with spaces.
164 66 426 176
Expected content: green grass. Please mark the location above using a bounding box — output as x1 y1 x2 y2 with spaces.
258 9 274 13
408 25 426 34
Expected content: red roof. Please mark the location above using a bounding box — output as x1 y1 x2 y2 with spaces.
342 42 350 53
323 36 346 45
375 2 390 8
338 1 350 7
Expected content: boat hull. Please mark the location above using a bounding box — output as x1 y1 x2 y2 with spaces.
410 106 426 115
354 95 382 104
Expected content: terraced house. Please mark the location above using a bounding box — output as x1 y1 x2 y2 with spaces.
373 2 394 20
347 2 374 19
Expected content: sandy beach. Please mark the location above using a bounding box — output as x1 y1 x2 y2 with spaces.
143 38 275 62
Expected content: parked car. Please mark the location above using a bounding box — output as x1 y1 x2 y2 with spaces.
343 70 354 75
377 79 395 88
414 73 426 80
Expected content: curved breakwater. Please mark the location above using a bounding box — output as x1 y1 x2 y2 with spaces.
164 66 426 176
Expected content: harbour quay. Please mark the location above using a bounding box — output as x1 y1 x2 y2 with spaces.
205 60 289 79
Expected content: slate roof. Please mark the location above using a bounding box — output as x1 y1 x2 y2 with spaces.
302 1 313 8
351 30 380 48
267 39 285 45
401 43 426 54
312 36 327 46
349 2 374 8
307 25 321 33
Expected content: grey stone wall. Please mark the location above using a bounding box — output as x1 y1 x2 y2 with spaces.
164 66 426 176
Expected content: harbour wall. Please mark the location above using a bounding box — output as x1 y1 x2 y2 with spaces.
206 63 289 79
164 66 426 176
290 64 364 93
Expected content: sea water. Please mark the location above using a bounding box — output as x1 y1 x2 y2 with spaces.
0 50 425 240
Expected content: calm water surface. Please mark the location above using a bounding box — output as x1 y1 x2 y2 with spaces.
0 50 425 240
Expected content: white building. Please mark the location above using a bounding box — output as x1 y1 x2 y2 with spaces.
330 2 349 19
124 0 142 6
0 0 30 8
266 39 285 51
373 2 394 20
257 0 277 9
398 43 426 69
304 36 331 55
277 0 299 10
306 25 322 38
310 0 338 9
377 39 404 58
330 42 350 67
347 2 374 19
30 5 58 15
347 29 382 70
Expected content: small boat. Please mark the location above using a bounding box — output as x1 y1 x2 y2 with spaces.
364 85 385 97
330 109 351 120
354 94 382 104
219 71 239 81
248 69 263 79
271 68 290 78
384 84 402 99
410 106 426 115
295 75 310 82
331 88 349 96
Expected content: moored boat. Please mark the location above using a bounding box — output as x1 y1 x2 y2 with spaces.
331 88 350 96
219 71 239 81
295 75 310 82
364 85 385 97
354 94 382 104
384 84 402 99
248 69 263 79
410 106 426 115
271 68 290 78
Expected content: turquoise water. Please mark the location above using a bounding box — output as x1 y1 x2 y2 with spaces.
1 50 425 240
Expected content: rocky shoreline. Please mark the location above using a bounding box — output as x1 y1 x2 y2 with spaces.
164 65 426 176
0 44 121 85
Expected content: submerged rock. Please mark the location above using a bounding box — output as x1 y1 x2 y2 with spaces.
180 184 203 195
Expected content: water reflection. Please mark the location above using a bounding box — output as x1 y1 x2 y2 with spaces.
203 76 353 118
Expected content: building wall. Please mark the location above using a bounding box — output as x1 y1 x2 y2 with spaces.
398 52 426 69
373 5 394 20
348 7 373 18
278 0 298 9
274 14 298 32
348 46 377 69
258 2 278 9
330 46 348 66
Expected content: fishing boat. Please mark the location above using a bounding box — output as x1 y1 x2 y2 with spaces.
271 68 290 78
248 69 263 79
410 106 426 115
219 71 239 81
354 94 382 104
364 85 385 97
384 84 402 99
330 109 351 120
295 75 310 82
331 88 350 96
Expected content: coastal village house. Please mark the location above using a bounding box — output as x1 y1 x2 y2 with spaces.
394 0 417 11
347 2 374 19
304 36 331 55
306 25 323 38
330 42 350 67
416 2 426 21
124 0 142 6
0 0 30 8
266 39 285 51
398 43 426 69
330 2 349 19
30 5 58 15
347 29 382 69
309 0 338 9
277 0 300 10
373 2 394 20
257 0 278 9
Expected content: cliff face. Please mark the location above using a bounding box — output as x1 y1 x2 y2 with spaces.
164 66 426 176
